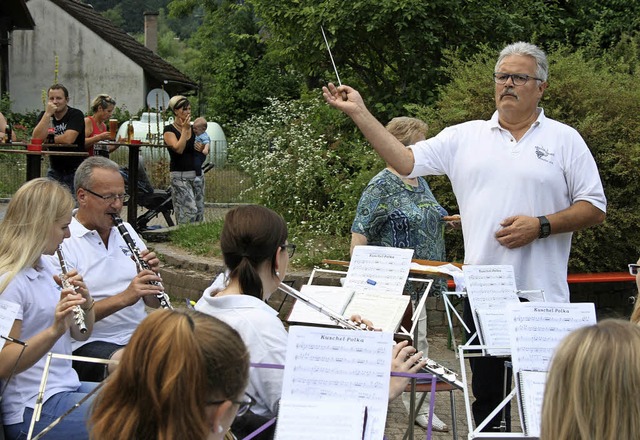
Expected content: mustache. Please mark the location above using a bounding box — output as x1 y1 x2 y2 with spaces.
501 88 518 99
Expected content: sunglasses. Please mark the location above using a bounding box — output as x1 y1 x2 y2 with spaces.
629 264 640 276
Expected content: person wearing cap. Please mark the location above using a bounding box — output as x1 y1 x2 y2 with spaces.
163 95 204 224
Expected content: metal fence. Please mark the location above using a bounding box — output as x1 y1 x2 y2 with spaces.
0 141 254 206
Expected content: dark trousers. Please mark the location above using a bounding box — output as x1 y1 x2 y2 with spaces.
463 298 512 432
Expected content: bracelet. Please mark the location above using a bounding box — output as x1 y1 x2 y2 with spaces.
83 298 96 312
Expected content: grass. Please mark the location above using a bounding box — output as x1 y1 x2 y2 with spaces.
168 219 225 257
168 219 352 270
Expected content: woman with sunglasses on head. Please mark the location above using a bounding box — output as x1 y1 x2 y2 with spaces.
164 95 205 224
84 94 117 156
0 178 96 440
195 205 427 439
90 309 250 440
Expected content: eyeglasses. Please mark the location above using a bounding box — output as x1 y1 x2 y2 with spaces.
281 243 296 258
83 187 130 204
629 264 640 276
493 72 544 86
207 393 256 418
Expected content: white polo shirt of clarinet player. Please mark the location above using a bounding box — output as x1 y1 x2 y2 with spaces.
57 215 147 350
408 109 606 303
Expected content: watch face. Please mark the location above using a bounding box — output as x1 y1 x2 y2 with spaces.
538 216 551 238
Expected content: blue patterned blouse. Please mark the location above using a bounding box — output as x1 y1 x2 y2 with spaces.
351 169 447 295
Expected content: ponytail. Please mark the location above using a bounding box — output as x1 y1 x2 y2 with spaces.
220 205 287 299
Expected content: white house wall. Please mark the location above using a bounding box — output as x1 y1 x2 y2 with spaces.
9 0 145 114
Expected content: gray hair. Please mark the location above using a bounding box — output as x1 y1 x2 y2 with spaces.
495 42 548 82
74 156 121 191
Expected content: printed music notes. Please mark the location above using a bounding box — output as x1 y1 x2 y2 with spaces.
287 285 355 327
464 265 520 355
464 265 519 307
286 285 410 333
508 302 596 437
343 291 410 333
280 326 393 440
517 370 547 437
507 302 596 373
274 400 366 440
345 246 413 295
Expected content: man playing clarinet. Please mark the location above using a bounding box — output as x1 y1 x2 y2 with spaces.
50 156 163 382
323 41 606 432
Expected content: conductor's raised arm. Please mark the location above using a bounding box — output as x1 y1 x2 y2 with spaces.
322 83 415 175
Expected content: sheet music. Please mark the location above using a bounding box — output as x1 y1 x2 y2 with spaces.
508 302 596 373
517 370 547 437
410 262 465 292
343 291 410 333
344 246 413 295
474 308 512 356
282 326 392 440
274 400 366 440
464 265 519 308
0 299 19 339
287 285 355 327
464 265 520 354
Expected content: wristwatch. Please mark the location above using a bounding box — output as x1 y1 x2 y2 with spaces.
537 216 551 239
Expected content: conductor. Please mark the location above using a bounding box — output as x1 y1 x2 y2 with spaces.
323 41 606 431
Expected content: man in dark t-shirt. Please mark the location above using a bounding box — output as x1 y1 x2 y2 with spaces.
32 83 86 192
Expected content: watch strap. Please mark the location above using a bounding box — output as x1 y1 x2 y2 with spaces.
537 215 551 239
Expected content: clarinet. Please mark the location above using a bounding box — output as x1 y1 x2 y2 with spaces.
110 214 173 309
56 246 87 333
278 282 368 331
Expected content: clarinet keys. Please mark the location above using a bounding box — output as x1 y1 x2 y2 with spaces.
420 357 464 389
56 246 88 334
110 214 173 310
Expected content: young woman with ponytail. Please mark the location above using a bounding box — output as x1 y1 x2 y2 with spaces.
194 205 427 439
90 309 250 440
194 205 291 430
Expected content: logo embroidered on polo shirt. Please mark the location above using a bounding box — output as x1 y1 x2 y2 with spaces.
535 145 555 164
120 245 133 256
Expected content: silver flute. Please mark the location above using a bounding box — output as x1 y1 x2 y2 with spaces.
110 214 173 309
419 357 464 389
278 283 463 388
278 282 368 331
56 246 87 333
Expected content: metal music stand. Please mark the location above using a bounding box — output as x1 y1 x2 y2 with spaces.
26 353 114 440
445 289 544 440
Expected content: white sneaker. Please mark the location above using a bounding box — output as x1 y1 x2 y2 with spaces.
415 413 449 432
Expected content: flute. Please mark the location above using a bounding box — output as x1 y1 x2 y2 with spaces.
278 283 463 388
419 357 464 389
56 246 87 333
278 282 367 331
110 214 173 309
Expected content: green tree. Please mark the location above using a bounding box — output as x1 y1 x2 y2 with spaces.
169 0 302 123
246 0 567 118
